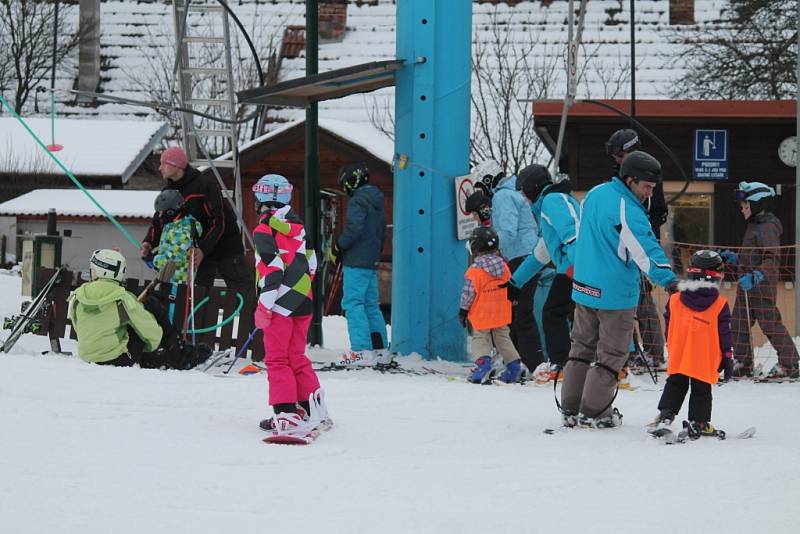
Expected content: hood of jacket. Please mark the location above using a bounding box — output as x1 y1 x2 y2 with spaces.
169 165 200 190
531 180 573 220
492 175 517 194
72 279 127 311
354 184 384 208
676 280 720 311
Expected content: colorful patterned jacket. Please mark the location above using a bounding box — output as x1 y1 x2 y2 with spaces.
154 214 203 284
254 205 317 317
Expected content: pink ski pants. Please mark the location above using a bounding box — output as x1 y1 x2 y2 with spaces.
262 313 321 406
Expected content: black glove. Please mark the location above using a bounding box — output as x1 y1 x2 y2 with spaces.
458 309 468 328
665 280 679 295
499 281 520 302
719 355 734 382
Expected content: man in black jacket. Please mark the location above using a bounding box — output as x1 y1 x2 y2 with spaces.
141 147 254 304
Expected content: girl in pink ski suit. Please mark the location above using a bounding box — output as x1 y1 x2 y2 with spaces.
252 175 324 428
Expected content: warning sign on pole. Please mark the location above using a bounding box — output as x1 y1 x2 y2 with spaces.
455 174 479 240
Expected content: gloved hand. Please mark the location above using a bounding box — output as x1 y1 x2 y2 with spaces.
720 250 738 266
665 280 679 295
719 353 734 382
254 305 273 330
142 255 155 270
499 281 520 302
738 270 765 292
326 241 341 265
457 308 469 328
565 265 574 280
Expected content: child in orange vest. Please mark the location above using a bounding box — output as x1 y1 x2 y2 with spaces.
459 227 521 383
651 250 734 436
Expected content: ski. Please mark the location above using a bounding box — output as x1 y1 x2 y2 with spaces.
649 424 756 444
1 267 63 353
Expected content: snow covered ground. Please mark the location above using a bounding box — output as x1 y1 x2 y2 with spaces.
0 271 798 534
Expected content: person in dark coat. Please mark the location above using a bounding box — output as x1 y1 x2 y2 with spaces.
725 181 799 380
334 162 390 367
140 147 255 315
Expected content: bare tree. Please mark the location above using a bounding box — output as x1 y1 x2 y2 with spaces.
0 0 82 113
470 10 561 176
670 0 797 99
577 44 631 100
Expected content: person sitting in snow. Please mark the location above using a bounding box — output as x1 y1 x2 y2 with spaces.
649 250 733 437
459 226 522 384
68 249 210 370
151 189 202 284
252 174 331 442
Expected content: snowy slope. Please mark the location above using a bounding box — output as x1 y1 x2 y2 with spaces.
0 272 798 534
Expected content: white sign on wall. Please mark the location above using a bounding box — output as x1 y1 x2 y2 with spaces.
454 174 479 240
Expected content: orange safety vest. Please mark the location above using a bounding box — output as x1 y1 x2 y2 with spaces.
666 292 727 384
465 263 512 330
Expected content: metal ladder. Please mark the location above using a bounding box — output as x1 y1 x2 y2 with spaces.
171 0 243 220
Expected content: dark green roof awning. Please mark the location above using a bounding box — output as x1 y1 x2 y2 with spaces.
237 60 404 107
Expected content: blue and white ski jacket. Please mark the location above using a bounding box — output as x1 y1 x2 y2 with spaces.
571 177 676 310
511 181 581 287
491 175 537 261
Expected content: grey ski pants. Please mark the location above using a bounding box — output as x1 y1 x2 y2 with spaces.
560 304 636 418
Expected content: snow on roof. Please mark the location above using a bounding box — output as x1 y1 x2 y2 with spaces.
0 189 159 219
0 117 168 182
207 118 394 167
38 1 729 123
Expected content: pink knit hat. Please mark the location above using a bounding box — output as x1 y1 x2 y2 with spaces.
160 147 188 169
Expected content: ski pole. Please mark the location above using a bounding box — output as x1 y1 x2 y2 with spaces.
222 327 260 375
743 290 755 368
189 246 196 345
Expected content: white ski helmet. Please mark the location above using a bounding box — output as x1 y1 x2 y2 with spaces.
90 249 127 283
471 159 504 192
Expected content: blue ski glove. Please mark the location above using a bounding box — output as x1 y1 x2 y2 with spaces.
738 270 765 291
720 250 738 266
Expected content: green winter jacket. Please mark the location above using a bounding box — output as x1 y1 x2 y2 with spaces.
67 279 162 364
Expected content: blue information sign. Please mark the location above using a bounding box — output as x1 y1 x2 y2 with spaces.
693 129 728 180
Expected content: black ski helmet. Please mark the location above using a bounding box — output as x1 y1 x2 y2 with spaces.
606 129 640 157
516 164 552 202
687 249 724 281
468 226 499 255
619 151 662 184
154 189 186 219
338 162 369 196
465 191 492 222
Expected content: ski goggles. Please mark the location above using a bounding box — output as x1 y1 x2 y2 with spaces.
686 267 724 280
735 185 773 201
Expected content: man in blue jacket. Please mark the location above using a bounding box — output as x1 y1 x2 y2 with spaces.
335 163 390 366
472 159 543 371
561 151 677 428
513 164 580 371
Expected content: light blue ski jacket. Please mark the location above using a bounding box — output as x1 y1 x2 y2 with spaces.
491 176 537 262
511 182 581 287
572 177 676 310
